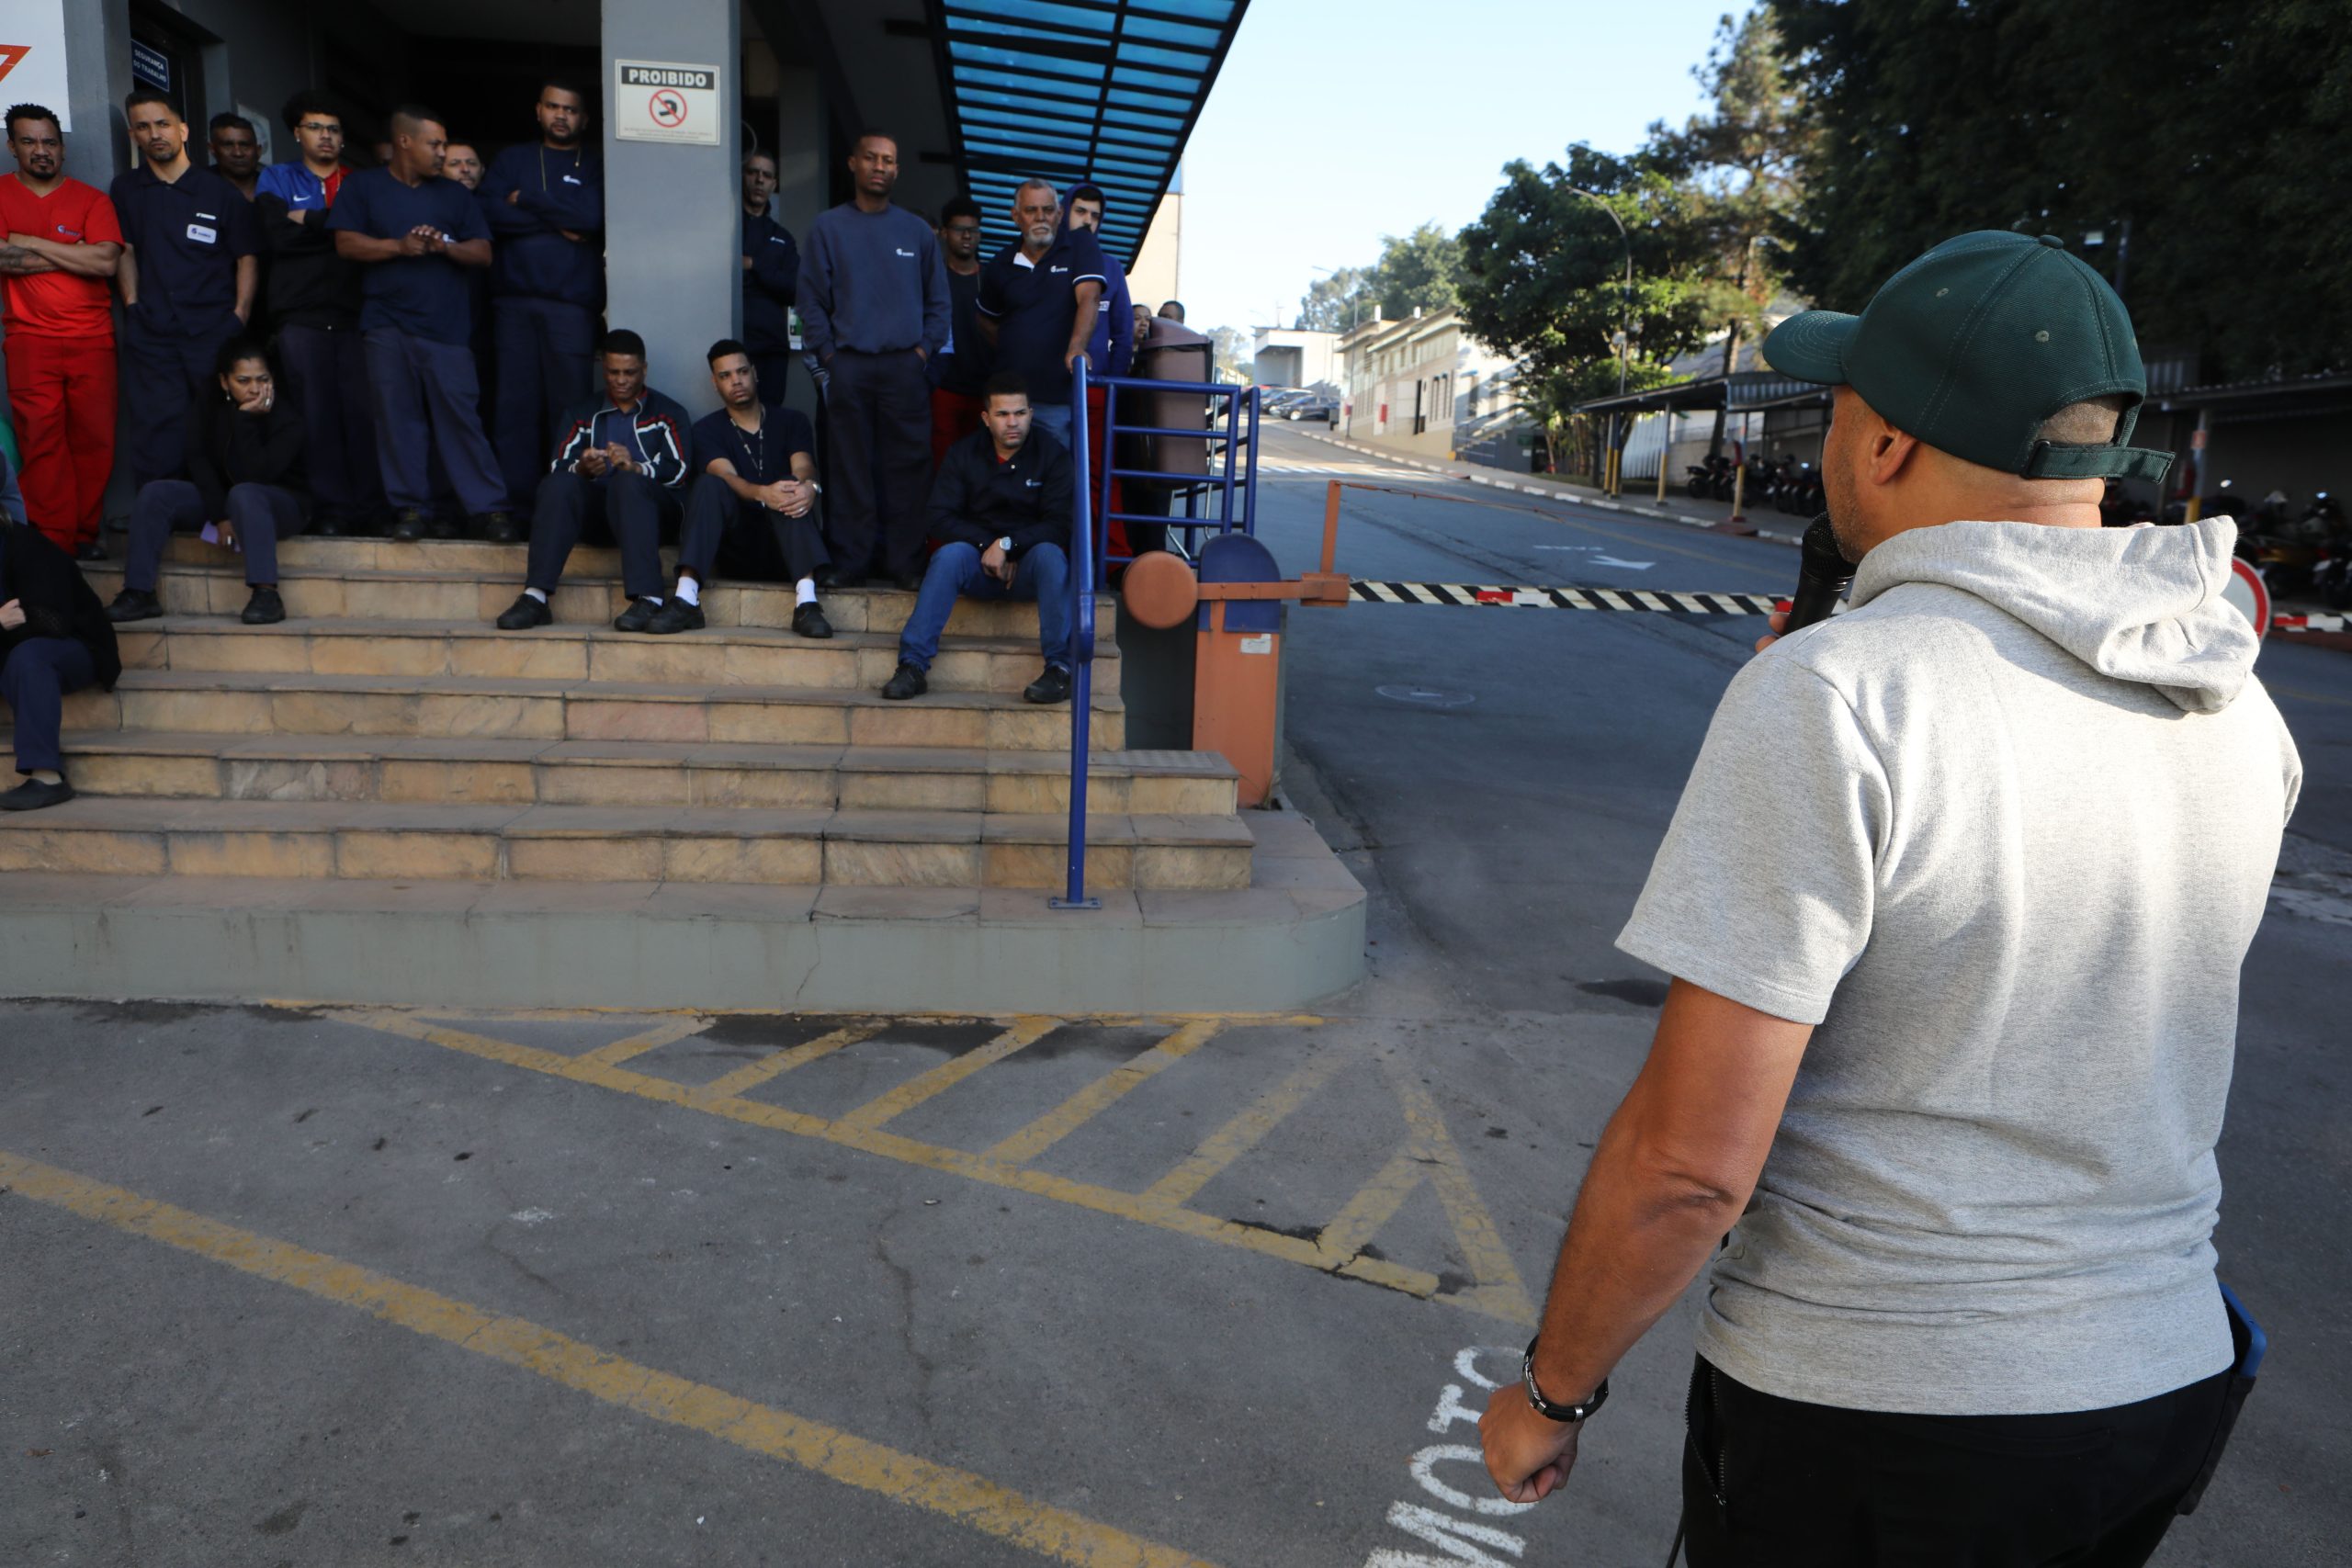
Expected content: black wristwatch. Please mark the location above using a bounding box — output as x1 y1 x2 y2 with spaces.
1522 1337 1609 1424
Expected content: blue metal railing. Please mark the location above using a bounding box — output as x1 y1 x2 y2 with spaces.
1055 364 1263 909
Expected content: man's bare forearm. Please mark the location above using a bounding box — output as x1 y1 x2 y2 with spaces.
10 234 119 277
0 243 56 275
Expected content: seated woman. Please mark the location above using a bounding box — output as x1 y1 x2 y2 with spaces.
1 501 122 811
108 338 309 626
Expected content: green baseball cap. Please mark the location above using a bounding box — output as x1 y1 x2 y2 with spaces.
1762 230 2174 485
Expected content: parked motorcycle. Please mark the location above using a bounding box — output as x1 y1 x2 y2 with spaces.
1685 453 1736 501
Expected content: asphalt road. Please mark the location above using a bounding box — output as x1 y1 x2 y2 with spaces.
3 424 2346 1566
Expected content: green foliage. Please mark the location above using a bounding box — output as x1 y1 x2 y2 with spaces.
1770 0 2352 379
1294 227 1462 331
1298 265 1376 333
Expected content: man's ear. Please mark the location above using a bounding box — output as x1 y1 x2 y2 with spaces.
1869 418 1921 486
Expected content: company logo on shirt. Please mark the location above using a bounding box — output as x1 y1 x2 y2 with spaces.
1049 265 1069 274
1024 478 1042 488
895 247 917 258
186 223 218 244
562 175 582 185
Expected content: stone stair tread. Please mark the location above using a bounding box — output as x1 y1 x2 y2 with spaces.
120 615 1114 662
96 666 1125 713
127 555 1114 603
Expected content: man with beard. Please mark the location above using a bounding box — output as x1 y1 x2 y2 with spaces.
0 104 123 556
740 151 800 399
480 80 603 540
441 142 484 192
208 114 262 201
796 130 947 590
111 88 261 506
975 180 1102 448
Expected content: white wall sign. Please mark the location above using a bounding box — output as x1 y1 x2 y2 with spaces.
614 61 721 146
0 1 75 130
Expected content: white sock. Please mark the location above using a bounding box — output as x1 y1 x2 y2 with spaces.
524 587 548 604
795 578 817 606
675 576 701 606
29 770 62 785
644 595 662 607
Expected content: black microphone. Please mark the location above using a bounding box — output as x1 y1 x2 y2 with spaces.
1782 513 1855 635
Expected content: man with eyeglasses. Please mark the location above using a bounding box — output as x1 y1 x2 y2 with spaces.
928 196 990 466
256 91 379 536
740 151 800 400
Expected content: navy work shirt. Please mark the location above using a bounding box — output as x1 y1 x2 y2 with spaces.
932 266 991 396
109 162 259 336
327 168 492 344
742 209 800 357
976 228 1107 405
691 403 816 488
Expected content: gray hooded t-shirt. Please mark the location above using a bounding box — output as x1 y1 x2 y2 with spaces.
1618 518 2302 1416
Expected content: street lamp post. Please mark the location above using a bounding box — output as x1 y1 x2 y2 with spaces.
1569 187 1632 494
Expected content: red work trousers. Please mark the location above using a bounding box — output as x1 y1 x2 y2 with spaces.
5 333 118 550
1085 384 1129 560
930 386 984 468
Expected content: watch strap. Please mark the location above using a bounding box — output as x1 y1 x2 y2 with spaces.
1521 1337 1608 1424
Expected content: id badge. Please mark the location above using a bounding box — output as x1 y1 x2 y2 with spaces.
186 223 218 244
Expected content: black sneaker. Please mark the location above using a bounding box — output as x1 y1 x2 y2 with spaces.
646 599 705 635
0 776 74 811
475 511 522 544
241 586 286 626
75 539 107 562
389 509 430 542
881 661 927 700
495 593 552 630
791 602 833 639
1023 665 1072 705
106 588 163 623
613 596 661 633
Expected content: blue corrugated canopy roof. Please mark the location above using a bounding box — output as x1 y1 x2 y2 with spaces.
924 0 1248 264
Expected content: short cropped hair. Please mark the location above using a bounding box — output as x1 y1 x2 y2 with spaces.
6 104 62 140
707 337 751 367
1013 177 1057 204
537 76 587 105
214 335 271 378
124 87 182 120
852 128 897 153
1158 299 1186 322
2034 393 2131 446
983 371 1031 406
743 150 778 172
1070 183 1105 209
387 104 445 137
940 196 983 226
600 329 648 360
209 112 255 138
281 90 340 134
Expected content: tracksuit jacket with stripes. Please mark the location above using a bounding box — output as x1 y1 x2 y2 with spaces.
548 388 693 489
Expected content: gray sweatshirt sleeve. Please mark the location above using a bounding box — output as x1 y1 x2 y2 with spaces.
798 213 838 362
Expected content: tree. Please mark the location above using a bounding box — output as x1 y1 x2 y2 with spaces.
1297 265 1377 333
1206 324 1251 382
1371 222 1463 322
1770 0 2351 381
1456 144 1723 471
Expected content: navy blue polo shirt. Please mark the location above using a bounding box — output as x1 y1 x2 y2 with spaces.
109 162 259 336
326 168 492 344
691 403 816 488
975 228 1107 404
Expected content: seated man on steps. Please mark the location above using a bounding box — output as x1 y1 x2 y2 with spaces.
882 371 1072 705
109 337 307 626
645 339 831 638
495 329 692 631
2 513 122 810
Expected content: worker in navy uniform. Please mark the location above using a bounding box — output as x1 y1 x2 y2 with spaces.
109 337 308 627
881 371 1072 705
110 88 261 510
479 80 604 538
1 501 122 811
645 340 831 639
928 195 991 465
328 105 514 542
974 179 1104 450
740 151 800 400
495 330 693 632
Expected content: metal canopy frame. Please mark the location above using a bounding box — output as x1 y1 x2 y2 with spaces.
922 0 1249 263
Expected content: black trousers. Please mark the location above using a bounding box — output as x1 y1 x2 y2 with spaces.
526 469 677 602
677 472 827 587
822 347 930 580
1681 1357 2233 1568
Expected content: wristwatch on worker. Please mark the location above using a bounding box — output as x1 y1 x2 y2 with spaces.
1521 1337 1609 1424
995 536 1013 556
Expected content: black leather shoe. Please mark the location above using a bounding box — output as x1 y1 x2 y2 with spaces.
390 509 430 542
76 539 107 562
241 586 286 625
496 592 552 630
613 597 660 633
428 513 463 540
818 569 866 590
881 661 927 700
891 570 926 593
1023 664 1072 705
791 602 833 639
309 514 345 538
0 776 74 810
476 511 522 544
106 588 163 623
646 599 705 635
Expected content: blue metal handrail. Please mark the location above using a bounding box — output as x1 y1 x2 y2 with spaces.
1055 367 1263 909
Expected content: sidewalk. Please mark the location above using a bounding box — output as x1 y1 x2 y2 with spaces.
1298 427 1810 544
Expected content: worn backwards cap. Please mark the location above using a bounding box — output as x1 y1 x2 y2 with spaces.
1763 230 2173 486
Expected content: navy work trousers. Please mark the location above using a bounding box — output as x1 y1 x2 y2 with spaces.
276 322 381 524
526 469 676 603
677 473 827 588
822 348 931 581
126 479 304 592
898 541 1070 672
363 329 505 516
2 637 97 775
119 312 243 487
493 298 597 521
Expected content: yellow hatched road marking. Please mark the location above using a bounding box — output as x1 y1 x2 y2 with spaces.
0 1149 1218 1568
1139 1048 1351 1209
1315 1150 1425 1266
986 1019 1226 1167
695 1021 885 1100
572 1015 714 1068
838 1016 1058 1131
1384 1065 1540 1324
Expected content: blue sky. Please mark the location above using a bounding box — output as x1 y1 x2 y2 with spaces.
1173 0 1753 334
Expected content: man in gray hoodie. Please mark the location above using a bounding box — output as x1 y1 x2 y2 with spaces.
1479 231 2301 1566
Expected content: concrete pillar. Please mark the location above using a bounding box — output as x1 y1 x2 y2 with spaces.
60 0 134 191
600 0 741 419
767 64 826 425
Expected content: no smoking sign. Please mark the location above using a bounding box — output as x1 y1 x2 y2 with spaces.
616 60 719 146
